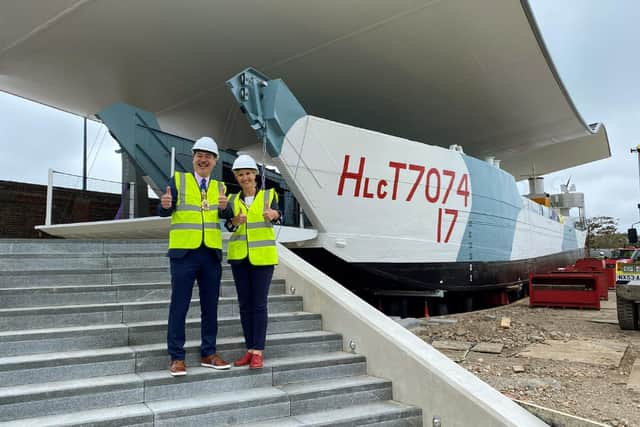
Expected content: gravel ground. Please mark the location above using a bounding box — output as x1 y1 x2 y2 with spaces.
411 294 640 426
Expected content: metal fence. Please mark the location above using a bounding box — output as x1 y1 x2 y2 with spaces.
44 169 141 226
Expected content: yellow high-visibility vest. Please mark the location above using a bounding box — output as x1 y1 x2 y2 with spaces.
168 171 225 249
227 189 278 265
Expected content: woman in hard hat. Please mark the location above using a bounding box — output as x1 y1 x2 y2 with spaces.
226 154 280 369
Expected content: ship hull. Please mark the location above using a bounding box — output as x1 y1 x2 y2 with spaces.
272 114 586 271
292 247 585 293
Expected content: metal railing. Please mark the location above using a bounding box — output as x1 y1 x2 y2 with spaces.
45 169 137 226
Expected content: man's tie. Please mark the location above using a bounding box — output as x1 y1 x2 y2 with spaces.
200 178 208 211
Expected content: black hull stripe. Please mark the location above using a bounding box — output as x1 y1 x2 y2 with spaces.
292 248 585 293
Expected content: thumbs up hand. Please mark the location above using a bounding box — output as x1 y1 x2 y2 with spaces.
218 192 228 210
263 208 279 222
232 211 247 226
161 186 172 209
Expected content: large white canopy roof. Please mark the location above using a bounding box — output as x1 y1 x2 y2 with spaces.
0 0 609 177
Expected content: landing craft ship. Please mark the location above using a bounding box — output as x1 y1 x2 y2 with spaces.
226 68 587 302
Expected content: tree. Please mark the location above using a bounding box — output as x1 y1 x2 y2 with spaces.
585 216 627 249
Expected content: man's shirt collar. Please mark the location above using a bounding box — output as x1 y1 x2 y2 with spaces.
194 172 210 188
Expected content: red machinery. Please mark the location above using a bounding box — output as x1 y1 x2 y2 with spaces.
574 258 608 300
529 258 609 309
604 259 617 289
529 271 600 309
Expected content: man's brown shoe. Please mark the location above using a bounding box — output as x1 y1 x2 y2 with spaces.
169 360 186 377
200 354 231 370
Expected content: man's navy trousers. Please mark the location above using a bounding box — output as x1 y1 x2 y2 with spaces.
167 245 221 361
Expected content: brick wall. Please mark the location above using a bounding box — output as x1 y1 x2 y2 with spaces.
0 180 158 238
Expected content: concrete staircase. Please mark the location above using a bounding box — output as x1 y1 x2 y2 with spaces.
0 239 422 426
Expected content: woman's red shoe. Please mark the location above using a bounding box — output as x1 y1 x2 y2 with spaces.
249 353 263 369
234 351 253 367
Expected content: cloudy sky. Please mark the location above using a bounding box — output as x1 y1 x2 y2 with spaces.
0 0 638 230
526 0 640 231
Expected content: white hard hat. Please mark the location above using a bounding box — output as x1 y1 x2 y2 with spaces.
192 136 219 157
232 154 258 171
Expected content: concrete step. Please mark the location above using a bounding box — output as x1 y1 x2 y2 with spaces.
0 252 170 271
0 253 108 271
0 314 333 386
0 240 109 255
279 375 392 416
147 375 391 426
0 252 251 271
0 398 421 427
0 330 344 382
0 268 113 288
0 308 311 357
0 265 234 288
0 312 304 358
0 347 137 387
0 324 129 357
0 279 286 307
148 386 288 426
0 404 153 427
102 240 170 254
134 330 343 372
106 253 168 269
269 351 367 386
0 239 168 255
0 373 143 422
0 294 303 331
140 352 365 402
129 311 320 346
240 401 422 426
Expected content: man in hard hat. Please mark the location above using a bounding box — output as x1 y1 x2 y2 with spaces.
158 136 233 376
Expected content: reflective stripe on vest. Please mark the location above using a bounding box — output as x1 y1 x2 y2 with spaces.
168 171 224 250
227 189 278 265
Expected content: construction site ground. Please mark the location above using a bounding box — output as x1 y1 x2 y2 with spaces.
409 290 640 427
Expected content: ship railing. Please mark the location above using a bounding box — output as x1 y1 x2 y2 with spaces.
521 197 563 223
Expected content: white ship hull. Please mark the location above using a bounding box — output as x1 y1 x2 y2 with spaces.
269 115 585 290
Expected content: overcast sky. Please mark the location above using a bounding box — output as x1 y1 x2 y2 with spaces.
525 0 640 231
0 0 638 230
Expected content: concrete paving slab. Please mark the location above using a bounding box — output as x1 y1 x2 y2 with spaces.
431 341 473 362
519 339 628 368
471 342 504 354
627 359 640 393
430 341 472 362
431 340 473 351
